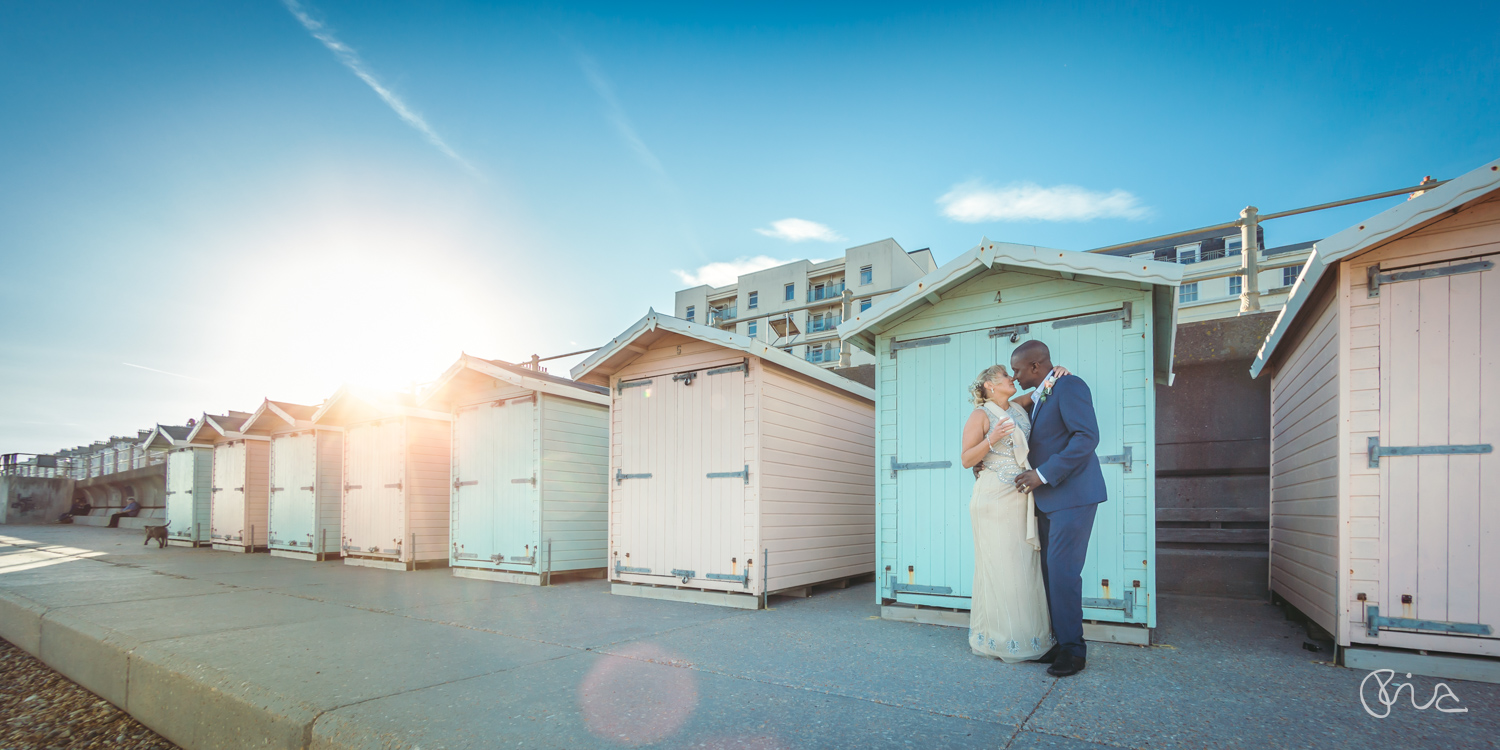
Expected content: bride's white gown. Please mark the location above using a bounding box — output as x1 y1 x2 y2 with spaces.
969 401 1054 662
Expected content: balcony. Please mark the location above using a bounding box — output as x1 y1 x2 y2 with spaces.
707 306 738 326
806 315 841 334
805 346 841 364
807 283 846 304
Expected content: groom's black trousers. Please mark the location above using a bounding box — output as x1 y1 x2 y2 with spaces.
1037 502 1098 660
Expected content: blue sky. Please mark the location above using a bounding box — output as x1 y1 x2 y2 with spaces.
2 1 1497 452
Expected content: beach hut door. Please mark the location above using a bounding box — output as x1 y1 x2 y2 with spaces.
452 397 537 568
165 450 197 540
270 432 316 550
211 442 247 542
344 421 406 557
1373 257 1498 645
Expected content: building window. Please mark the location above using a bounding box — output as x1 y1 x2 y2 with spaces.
1176 244 1200 265
784 283 795 301
1283 267 1298 287
748 291 758 309
1229 276 1242 296
686 305 695 322
1226 236 1243 257
747 320 757 337
1179 282 1199 303
859 265 873 285
859 298 872 312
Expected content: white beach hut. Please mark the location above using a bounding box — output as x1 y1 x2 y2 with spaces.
311 387 452 571
140 424 211 546
240 399 343 561
419 355 611 584
571 310 877 609
1252 157 1500 679
185 411 269 552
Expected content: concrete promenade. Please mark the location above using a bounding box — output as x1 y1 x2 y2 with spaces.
0 525 1494 750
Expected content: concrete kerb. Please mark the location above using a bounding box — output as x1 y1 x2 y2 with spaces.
39 608 136 707
0 588 47 654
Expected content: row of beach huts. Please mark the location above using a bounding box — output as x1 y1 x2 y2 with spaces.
44 157 1500 671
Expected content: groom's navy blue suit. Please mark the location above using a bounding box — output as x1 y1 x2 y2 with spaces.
1028 374 1106 660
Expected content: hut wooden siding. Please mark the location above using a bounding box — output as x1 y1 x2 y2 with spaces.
317 430 344 550
1254 161 1500 660
1268 286 1341 634
759 366 876 592
539 395 611 570
574 312 877 607
406 416 452 562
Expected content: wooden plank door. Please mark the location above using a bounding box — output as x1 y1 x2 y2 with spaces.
378 420 408 557
893 327 997 605
670 363 747 586
270 432 316 550
1379 256 1499 651
165 450 200 541
211 442 247 542
491 396 539 569
615 373 678 579
451 403 494 563
345 421 404 556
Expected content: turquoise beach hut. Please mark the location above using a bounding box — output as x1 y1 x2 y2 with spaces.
839 240 1181 643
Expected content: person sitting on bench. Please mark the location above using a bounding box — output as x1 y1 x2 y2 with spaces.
108 499 141 528
58 497 92 524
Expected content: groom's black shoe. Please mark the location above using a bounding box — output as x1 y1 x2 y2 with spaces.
1046 653 1086 677
1033 645 1062 664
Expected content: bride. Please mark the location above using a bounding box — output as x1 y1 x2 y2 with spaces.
959 364 1063 662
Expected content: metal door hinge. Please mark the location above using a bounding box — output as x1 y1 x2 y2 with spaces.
507 555 536 565
1365 605 1493 637
1100 446 1133 472
510 476 537 486
707 358 750 377
706 570 750 588
889 456 952 478
671 568 696 583
614 560 650 575
615 469 652 485
889 335 950 358
454 479 478 489
1367 437 1492 467
300 485 314 491
617 378 653 394
988 324 1029 342
706 465 750 484
455 552 479 560
344 484 362 491
889 576 953 595
384 482 403 490
1053 303 1132 330
270 487 283 492
1368 260 1493 297
1083 590 1136 618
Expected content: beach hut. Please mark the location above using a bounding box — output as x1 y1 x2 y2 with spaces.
311 387 452 571
140 424 210 545
571 310 877 609
839 241 1181 643
1251 157 1500 675
418 355 611 584
239 399 343 561
184 411 269 552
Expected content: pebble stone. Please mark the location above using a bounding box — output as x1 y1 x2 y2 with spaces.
0 638 177 750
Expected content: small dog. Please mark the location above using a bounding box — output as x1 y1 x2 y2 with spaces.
143 524 169 548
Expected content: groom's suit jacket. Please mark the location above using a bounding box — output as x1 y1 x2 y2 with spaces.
1029 374 1107 513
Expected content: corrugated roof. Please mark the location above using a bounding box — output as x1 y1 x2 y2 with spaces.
1251 156 1500 378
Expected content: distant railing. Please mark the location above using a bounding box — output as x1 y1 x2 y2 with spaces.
806 346 841 364
807 315 841 334
808 283 845 303
708 306 739 325
1 448 162 480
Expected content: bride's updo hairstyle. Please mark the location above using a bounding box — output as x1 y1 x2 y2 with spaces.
969 365 1009 407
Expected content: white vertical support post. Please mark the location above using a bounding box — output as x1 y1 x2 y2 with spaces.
1238 206 1262 315
839 290 854 367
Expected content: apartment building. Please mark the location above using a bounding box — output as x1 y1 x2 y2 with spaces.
674 239 938 368
1099 227 1314 323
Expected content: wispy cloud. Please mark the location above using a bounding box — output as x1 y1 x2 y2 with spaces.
938 181 1150 222
577 53 665 176
673 256 801 288
123 362 204 382
754 218 846 243
282 0 477 176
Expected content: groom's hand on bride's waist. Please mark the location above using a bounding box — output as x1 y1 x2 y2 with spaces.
1014 469 1044 494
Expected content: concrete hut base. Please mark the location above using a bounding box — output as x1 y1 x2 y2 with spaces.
343 555 448 572
880 603 1152 646
1343 645 1500 685
451 566 606 586
165 538 207 548
268 547 340 562
210 543 265 554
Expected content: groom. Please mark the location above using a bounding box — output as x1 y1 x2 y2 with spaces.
1010 340 1105 677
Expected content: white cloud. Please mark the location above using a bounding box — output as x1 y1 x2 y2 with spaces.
938 181 1149 222
282 0 477 176
754 218 846 243
672 256 797 288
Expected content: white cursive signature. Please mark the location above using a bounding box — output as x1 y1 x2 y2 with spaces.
1360 669 1468 718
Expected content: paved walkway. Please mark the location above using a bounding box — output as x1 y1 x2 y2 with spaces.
0 525 1494 750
